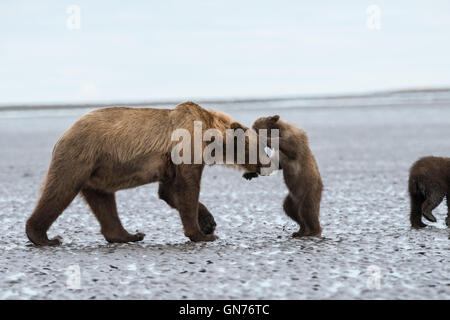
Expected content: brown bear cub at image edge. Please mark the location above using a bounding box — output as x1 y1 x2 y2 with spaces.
244 115 323 237
408 156 450 228
26 102 268 246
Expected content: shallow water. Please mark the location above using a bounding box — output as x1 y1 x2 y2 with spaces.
0 102 449 299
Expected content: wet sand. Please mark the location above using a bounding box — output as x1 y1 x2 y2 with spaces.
0 101 449 299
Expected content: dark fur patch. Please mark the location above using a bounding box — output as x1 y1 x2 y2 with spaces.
408 156 450 228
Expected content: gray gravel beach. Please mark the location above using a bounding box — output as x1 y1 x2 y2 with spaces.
0 99 449 299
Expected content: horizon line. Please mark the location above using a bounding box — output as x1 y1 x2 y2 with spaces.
1 86 450 112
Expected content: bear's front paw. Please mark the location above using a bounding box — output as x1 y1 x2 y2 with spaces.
243 172 259 180
198 214 216 235
26 223 63 246
131 232 146 242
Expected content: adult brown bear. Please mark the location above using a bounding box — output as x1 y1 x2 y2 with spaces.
26 102 266 246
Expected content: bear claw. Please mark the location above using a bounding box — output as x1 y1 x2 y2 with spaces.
105 232 145 243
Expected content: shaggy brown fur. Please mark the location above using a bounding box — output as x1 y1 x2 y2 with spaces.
26 102 266 246
246 115 323 237
408 156 450 228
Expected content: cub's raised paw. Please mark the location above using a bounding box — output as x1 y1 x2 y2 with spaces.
243 172 259 180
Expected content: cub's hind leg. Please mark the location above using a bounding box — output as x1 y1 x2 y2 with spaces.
410 192 426 228
295 189 322 237
446 195 450 227
421 188 445 223
283 193 305 237
81 189 145 243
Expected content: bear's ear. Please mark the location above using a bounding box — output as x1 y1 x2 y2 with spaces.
230 122 247 130
268 115 280 123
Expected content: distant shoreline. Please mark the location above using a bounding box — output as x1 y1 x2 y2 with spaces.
1 87 450 112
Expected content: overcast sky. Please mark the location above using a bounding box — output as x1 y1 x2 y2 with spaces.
1 0 449 105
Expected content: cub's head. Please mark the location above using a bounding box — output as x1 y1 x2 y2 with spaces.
252 115 280 133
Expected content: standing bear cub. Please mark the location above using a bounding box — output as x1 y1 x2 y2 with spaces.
408 156 450 228
245 115 323 237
